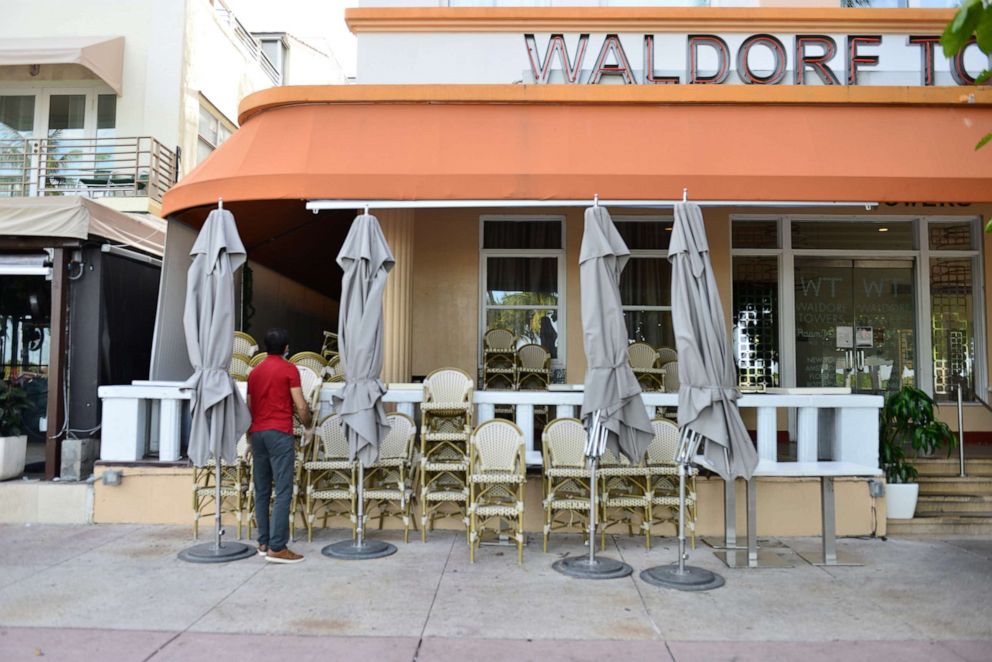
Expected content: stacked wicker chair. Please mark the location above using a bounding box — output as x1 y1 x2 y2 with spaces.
482 328 517 390
598 447 651 549
660 359 680 420
321 331 339 360
233 331 258 357
656 346 678 367
516 343 551 390
229 353 252 381
628 342 665 391
360 412 417 543
645 418 697 549
290 351 328 379
541 418 592 552
248 352 268 370
468 419 527 564
325 355 345 383
193 434 249 540
302 414 356 542
418 368 474 542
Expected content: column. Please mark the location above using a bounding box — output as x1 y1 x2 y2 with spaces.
378 209 415 384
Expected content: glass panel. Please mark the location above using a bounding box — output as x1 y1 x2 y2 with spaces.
486 257 558 306
0 96 35 136
47 95 86 132
929 221 975 251
196 138 214 165
791 220 914 250
619 257 671 306
795 261 855 389
97 95 116 130
732 220 778 249
485 309 558 359
931 258 975 402
0 275 51 441
623 310 674 349
733 256 779 388
853 264 916 394
483 221 561 250
198 107 218 145
614 220 672 250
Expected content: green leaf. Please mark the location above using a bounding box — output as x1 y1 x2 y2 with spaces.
977 131 992 151
985 216 992 233
977 69 992 85
976 6 992 54
943 0 983 57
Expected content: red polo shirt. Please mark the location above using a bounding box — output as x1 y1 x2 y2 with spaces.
247 355 301 434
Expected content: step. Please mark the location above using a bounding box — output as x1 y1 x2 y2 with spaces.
917 476 992 496
887 515 992 536
913 458 992 478
916 494 992 514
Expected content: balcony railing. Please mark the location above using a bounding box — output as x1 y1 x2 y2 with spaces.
0 136 178 203
213 0 281 85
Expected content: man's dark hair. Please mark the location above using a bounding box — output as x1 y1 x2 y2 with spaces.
264 328 290 355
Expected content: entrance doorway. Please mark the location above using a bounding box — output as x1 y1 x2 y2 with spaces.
794 258 916 394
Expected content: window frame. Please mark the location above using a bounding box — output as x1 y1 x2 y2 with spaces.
196 96 237 164
479 214 566 374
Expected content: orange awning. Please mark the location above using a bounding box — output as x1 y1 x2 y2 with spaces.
162 85 992 217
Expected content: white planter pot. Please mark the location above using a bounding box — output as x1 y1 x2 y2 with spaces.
886 482 920 520
0 435 27 481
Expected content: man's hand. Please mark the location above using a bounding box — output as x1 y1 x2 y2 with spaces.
290 386 312 429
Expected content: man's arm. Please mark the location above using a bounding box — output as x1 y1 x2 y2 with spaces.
290 387 312 428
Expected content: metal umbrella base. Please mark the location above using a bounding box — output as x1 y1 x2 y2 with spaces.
178 541 255 564
640 564 725 591
322 539 397 560
553 555 633 580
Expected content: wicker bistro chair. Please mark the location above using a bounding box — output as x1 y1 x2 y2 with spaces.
656 346 678 366
628 342 665 391
302 415 356 542
468 419 527 564
229 353 252 382
361 413 417 543
597 448 651 549
645 418 697 549
541 418 593 552
419 368 474 542
290 351 328 377
193 434 249 540
233 331 258 358
516 343 551 390
321 331 339 359
324 355 345 383
483 328 517 390
248 352 268 369
660 360 680 420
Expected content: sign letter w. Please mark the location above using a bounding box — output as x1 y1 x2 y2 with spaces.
525 33 589 84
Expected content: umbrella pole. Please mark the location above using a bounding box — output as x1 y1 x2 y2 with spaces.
322 454 397 560
356 461 365 547
178 448 255 564
640 429 725 591
215 457 223 551
588 454 598 565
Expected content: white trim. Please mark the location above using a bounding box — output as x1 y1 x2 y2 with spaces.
0 265 50 276
308 199 880 212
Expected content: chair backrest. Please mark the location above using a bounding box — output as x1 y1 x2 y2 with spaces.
233 331 257 357
471 419 524 472
380 412 416 461
423 367 474 404
248 352 268 368
627 342 658 370
542 418 586 469
661 360 680 392
484 328 516 352
236 434 249 458
230 353 252 381
600 447 633 467
656 346 678 365
517 343 550 370
321 330 338 355
317 415 349 459
646 418 680 464
324 354 344 381
290 351 328 376
296 365 323 407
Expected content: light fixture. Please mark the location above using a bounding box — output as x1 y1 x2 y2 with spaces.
29 64 40 77
878 227 889 232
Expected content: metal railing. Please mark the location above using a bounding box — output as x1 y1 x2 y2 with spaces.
213 0 281 85
0 136 178 203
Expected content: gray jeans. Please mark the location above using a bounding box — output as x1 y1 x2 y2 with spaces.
251 430 296 552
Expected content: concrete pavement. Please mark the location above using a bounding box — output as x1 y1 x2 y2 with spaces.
0 524 989 661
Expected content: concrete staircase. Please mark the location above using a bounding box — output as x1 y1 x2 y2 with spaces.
887 458 992 535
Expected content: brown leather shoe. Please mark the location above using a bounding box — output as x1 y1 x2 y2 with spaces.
266 548 304 564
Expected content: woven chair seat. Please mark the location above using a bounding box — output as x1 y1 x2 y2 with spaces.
363 488 411 501
421 402 471 413
598 467 647 478
651 494 696 506
646 465 679 476
484 367 515 374
424 431 469 442
311 488 352 499
423 489 468 502
469 472 525 484
518 367 549 375
421 460 468 472
547 498 591 509
195 485 245 497
634 367 665 374
473 504 523 517
546 467 588 478
603 495 650 507
368 458 406 468
305 460 354 470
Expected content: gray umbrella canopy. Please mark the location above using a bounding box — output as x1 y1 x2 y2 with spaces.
579 206 653 462
668 203 757 480
331 214 395 465
183 208 252 467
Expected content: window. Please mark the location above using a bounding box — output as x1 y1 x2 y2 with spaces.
197 102 234 164
481 217 564 372
732 217 782 390
615 217 675 350
0 96 35 137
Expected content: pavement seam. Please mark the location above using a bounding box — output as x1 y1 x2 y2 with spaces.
141 559 268 661
611 536 664 639
663 640 678 661
413 532 456 661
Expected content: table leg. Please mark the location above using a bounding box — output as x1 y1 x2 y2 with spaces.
822 477 836 565
747 477 758 567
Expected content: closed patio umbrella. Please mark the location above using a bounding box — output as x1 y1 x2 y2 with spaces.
554 203 653 580
322 212 397 560
641 201 756 590
178 204 254 563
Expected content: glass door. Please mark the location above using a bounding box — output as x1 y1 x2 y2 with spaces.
794 258 915 394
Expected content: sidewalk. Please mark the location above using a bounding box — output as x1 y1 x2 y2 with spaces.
0 524 989 661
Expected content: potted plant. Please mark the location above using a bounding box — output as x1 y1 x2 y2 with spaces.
0 382 29 481
879 385 955 519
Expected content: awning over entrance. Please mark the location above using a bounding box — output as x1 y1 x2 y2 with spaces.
0 36 125 95
162 85 992 217
0 197 166 256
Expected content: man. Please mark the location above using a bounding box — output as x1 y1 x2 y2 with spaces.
247 328 311 563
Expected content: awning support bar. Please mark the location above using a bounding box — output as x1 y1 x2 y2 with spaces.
306 199 879 212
